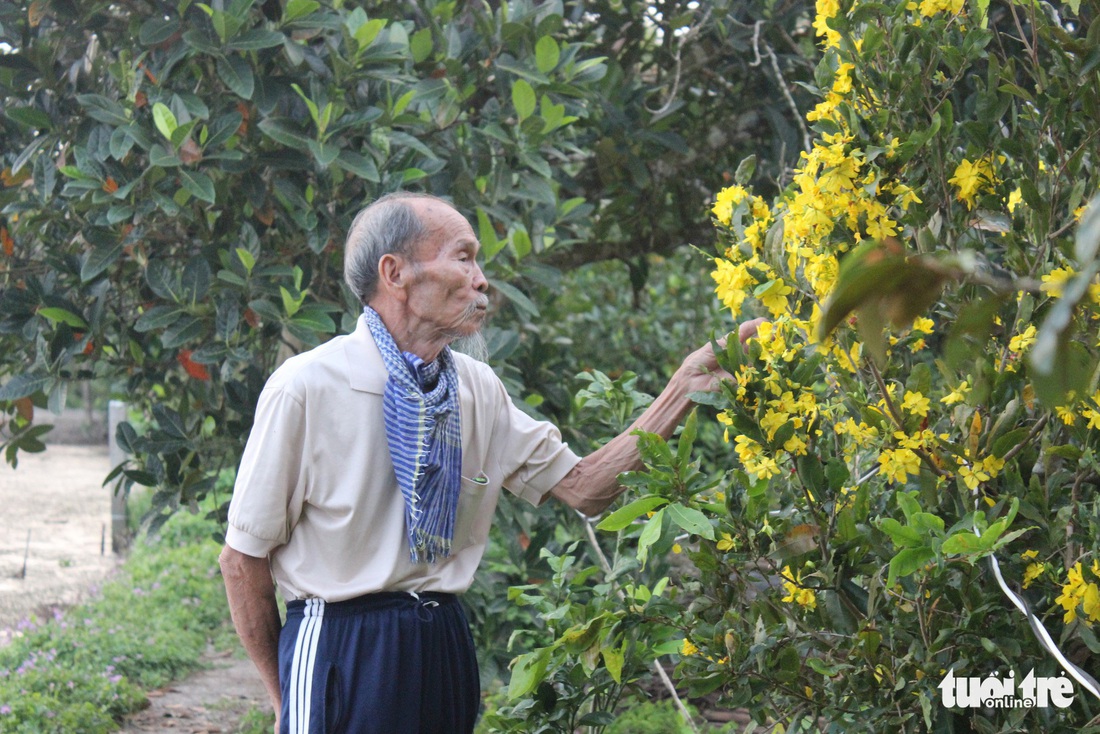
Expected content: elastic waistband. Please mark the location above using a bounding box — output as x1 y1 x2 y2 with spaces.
286 591 458 617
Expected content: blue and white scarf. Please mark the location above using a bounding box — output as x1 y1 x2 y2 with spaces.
363 306 462 564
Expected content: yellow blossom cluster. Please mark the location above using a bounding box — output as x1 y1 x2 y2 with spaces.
781 565 818 610
1021 551 1045 590
916 0 965 17
1056 561 1100 625
956 454 1005 491
948 156 1001 210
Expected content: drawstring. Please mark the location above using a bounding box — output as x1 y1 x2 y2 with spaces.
408 591 440 621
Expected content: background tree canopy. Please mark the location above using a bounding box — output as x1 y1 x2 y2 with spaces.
15 0 1100 732
0 0 813 522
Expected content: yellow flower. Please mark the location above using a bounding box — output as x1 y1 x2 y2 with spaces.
1008 325 1037 354
781 565 818 610
1055 404 1077 426
712 185 749 226
757 279 794 317
948 157 997 210
1056 563 1087 624
716 533 736 551
1041 267 1075 298
912 317 935 334
711 259 757 313
1023 562 1045 589
1021 549 1039 560
1007 187 1023 213
672 543 683 554
878 448 921 484
941 380 971 406
901 391 931 417
681 638 700 656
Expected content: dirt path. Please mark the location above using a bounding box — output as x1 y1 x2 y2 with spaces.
119 649 271 733
0 444 118 639
0 441 270 732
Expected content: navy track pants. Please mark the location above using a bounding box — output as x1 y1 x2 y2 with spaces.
278 592 480 734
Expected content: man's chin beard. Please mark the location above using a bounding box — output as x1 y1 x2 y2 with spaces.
450 329 489 362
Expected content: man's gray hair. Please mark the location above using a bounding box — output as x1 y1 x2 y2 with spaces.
344 192 449 305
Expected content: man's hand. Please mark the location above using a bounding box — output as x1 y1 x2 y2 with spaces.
672 316 768 395
550 317 767 516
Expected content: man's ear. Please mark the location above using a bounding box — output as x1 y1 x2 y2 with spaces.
377 253 410 301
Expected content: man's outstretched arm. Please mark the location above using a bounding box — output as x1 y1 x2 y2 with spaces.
550 319 764 516
219 545 283 728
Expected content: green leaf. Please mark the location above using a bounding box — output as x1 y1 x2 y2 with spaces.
601 645 624 683
81 239 124 282
226 29 285 51
139 17 181 45
76 94 131 126
535 36 560 73
677 409 698 465
257 118 311 151
0 373 52 401
153 102 178 141
477 209 503 261
161 316 205 348
291 307 336 333
6 106 51 130
734 155 757 185
941 531 982 555
637 507 665 566
411 28 433 63
283 0 320 23
38 307 88 329
508 647 552 700
511 228 532 259
179 169 216 204
354 18 387 50
134 305 185 332
512 79 536 122
596 496 669 531
491 280 539 318
333 150 380 181
887 546 934 588
217 55 255 100
667 503 715 540
879 518 922 548
280 287 304 317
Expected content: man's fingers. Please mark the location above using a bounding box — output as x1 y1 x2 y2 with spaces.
738 317 768 345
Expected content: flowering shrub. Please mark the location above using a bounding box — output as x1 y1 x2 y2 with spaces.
500 0 1100 723
667 0 1100 729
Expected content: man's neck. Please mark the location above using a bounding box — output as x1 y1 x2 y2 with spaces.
367 302 448 363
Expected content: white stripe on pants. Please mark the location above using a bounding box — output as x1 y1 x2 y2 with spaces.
288 598 325 734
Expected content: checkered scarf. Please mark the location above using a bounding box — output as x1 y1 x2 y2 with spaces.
363 307 462 564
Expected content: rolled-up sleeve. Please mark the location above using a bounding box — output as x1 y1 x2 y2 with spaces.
226 384 308 558
489 382 581 506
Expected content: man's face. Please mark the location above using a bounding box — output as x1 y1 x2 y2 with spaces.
404 200 489 340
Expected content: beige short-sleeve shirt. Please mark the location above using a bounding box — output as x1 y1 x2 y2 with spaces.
225 314 581 602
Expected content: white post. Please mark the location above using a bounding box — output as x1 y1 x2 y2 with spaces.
107 400 129 554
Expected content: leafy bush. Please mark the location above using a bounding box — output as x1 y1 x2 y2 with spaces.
494 0 1100 731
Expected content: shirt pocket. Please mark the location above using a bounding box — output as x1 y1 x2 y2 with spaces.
453 472 493 552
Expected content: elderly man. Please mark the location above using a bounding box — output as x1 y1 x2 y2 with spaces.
219 192 759 734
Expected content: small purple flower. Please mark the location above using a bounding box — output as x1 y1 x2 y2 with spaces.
0 705 11 715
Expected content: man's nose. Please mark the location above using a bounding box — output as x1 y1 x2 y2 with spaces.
472 264 488 292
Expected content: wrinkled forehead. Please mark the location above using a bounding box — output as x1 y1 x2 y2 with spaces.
406 199 478 257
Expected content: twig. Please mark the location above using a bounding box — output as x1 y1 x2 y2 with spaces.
580 515 700 733
749 21 811 152
19 529 30 579
1001 414 1049 463
646 5 712 118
